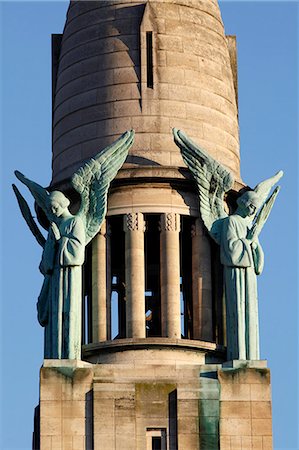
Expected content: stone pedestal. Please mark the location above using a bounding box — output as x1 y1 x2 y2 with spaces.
38 359 273 450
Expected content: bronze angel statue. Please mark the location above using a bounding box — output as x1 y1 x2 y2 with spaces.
173 129 283 361
13 130 134 360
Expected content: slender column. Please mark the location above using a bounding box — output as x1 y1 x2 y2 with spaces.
160 213 181 339
191 219 213 341
91 221 107 342
124 213 145 338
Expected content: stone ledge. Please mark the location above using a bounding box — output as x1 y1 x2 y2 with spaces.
82 337 225 354
222 360 268 369
43 359 93 369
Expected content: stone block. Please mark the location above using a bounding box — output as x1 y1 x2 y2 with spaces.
149 99 187 119
157 34 183 52
178 399 199 417
131 116 169 134
250 384 271 402
115 419 135 436
178 432 200 450
179 5 223 33
94 433 115 450
94 398 114 418
115 432 136 450
252 419 272 436
113 99 141 117
40 417 62 436
252 436 263 449
94 416 115 435
136 400 167 418
157 66 185 84
110 116 132 134
72 435 86 450
113 67 139 84
41 400 61 418
219 383 251 401
242 436 258 450
63 418 86 436
230 436 242 448
251 401 272 419
220 418 251 436
55 122 98 150
157 50 167 67
178 416 199 434
40 436 52 449
220 401 251 418
262 436 273 449
166 50 199 69
220 435 231 450
51 435 64 450
178 387 201 400
153 2 180 20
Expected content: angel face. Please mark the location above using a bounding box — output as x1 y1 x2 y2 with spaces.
246 203 257 217
49 191 70 218
50 200 65 217
237 191 260 217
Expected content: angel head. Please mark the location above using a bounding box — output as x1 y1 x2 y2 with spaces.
237 191 260 217
49 191 71 218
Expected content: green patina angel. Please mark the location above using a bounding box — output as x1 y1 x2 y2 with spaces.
13 130 134 360
173 129 282 361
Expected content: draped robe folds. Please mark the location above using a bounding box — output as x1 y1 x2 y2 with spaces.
37 216 85 359
220 215 264 361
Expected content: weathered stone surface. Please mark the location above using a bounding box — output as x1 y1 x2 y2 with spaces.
38 362 273 449
52 0 240 186
218 367 273 449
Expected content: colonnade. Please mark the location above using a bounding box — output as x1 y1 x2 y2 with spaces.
91 213 213 343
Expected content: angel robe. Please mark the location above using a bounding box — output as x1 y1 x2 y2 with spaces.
38 216 85 359
220 214 264 361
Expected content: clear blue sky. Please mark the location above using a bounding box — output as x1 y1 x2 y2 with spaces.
1 1 298 449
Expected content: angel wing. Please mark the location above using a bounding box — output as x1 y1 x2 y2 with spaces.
248 183 282 240
253 170 283 208
72 130 134 244
14 170 55 223
12 184 46 248
173 128 234 244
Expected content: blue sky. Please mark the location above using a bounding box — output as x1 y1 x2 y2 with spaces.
1 1 298 449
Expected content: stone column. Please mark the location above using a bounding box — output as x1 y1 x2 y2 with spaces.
124 213 145 338
191 219 213 341
91 222 107 342
160 213 181 339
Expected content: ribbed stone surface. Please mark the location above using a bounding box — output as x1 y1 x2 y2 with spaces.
52 0 240 185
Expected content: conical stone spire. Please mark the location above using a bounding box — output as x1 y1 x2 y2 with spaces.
52 0 240 186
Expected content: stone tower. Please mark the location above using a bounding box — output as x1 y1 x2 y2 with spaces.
36 1 273 449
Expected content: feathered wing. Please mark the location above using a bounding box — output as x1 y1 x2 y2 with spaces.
173 129 234 244
248 185 282 240
72 130 135 244
254 170 283 207
14 170 54 222
12 184 46 248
